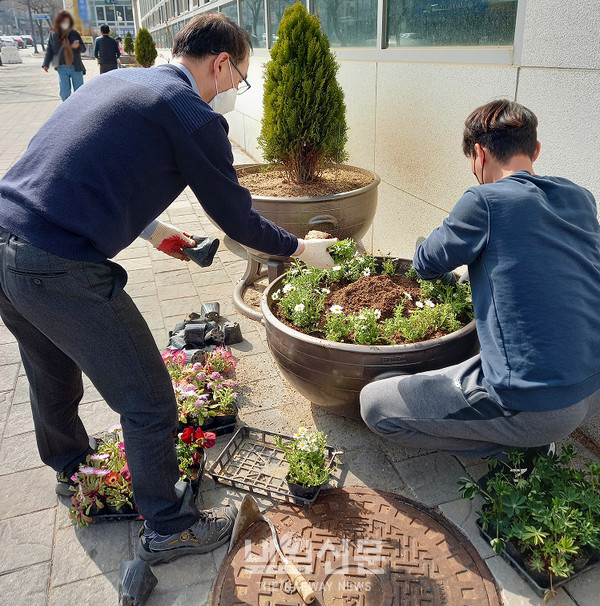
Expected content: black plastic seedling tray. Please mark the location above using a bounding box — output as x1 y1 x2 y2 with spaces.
477 519 600 597
83 454 205 524
208 426 338 506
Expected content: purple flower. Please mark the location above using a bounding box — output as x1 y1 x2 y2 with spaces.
210 372 221 381
79 466 98 475
192 363 203 371
90 453 110 461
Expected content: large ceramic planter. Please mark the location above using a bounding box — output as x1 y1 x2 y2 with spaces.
261 263 480 419
236 164 380 262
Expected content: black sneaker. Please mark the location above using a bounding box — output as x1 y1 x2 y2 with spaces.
137 504 238 565
477 443 556 493
55 438 98 497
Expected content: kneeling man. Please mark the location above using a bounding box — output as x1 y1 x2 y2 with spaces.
361 100 600 458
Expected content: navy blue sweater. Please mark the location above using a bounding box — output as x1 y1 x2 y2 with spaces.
0 65 298 262
414 171 600 412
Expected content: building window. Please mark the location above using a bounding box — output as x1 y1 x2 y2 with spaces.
241 0 266 48
220 2 238 22
386 0 519 47
96 6 105 21
125 6 134 21
268 0 297 46
313 0 378 48
105 5 116 21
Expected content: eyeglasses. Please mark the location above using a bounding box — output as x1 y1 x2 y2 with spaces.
211 52 251 95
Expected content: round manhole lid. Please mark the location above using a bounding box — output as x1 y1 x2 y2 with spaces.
212 487 500 606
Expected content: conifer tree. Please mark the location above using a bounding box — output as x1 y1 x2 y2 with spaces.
258 2 348 184
135 28 157 68
124 31 134 54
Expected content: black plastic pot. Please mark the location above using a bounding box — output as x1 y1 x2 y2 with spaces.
286 477 322 501
202 413 237 435
261 259 480 419
477 519 600 597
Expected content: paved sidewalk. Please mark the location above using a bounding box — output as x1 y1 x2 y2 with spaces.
1 53 599 606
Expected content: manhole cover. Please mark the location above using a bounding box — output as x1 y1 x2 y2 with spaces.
211 487 501 606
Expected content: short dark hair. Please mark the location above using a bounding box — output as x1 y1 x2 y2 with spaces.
100 24 110 34
462 100 538 162
172 14 252 64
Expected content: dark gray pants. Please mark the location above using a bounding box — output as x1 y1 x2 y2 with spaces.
99 62 118 74
360 355 600 457
0 227 199 534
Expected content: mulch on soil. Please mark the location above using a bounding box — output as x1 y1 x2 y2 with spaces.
238 165 373 197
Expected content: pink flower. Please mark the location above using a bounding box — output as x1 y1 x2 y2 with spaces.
120 463 131 482
118 442 126 455
90 453 110 461
210 372 221 381
78 466 98 474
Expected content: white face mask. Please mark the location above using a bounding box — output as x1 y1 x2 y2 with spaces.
208 62 237 115
60 21 70 30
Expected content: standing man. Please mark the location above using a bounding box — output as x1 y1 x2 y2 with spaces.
361 100 600 460
94 24 120 74
0 14 335 564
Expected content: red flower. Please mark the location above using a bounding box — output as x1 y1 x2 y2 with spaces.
192 451 200 465
105 472 119 486
120 463 131 482
193 427 216 449
180 427 194 444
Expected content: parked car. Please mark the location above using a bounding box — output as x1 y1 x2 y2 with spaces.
12 36 26 49
21 35 34 47
0 36 17 48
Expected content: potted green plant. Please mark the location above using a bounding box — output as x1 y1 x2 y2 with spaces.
458 445 600 600
134 28 157 68
261 239 479 417
275 427 335 500
232 3 379 320
162 347 239 434
124 31 134 54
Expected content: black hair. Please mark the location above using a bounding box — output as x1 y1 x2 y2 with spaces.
462 100 538 162
100 24 110 34
172 13 252 64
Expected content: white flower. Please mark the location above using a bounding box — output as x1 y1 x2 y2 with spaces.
294 427 308 439
330 304 344 315
282 283 295 293
415 301 424 308
466 296 472 303
321 288 331 295
425 300 435 308
272 289 281 301
362 268 371 277
297 440 309 451
332 265 342 271
294 303 305 312
403 291 413 301
358 313 366 320
290 268 299 275
374 309 381 319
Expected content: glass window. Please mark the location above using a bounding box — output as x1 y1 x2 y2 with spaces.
220 2 238 22
241 0 266 48
125 6 133 21
95 6 105 21
313 0 377 48
105 5 116 21
387 0 519 47
268 0 297 46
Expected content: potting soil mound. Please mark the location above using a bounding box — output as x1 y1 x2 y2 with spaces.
238 165 373 197
325 274 420 320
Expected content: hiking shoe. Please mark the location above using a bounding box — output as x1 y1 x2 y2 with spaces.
477 443 555 493
137 504 238 565
55 437 98 497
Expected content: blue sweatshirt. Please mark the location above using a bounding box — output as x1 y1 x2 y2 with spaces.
414 171 600 412
0 65 298 262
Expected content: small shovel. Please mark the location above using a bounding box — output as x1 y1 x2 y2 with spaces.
229 494 316 604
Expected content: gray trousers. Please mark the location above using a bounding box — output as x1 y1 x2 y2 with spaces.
360 355 600 457
0 227 200 534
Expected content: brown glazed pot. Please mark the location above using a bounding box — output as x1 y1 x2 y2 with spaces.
236 164 380 260
261 262 480 419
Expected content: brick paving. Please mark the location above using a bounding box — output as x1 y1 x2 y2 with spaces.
0 51 598 606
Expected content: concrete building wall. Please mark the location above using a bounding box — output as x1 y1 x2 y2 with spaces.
226 0 600 258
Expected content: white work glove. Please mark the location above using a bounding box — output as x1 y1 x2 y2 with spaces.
293 238 338 269
142 220 195 261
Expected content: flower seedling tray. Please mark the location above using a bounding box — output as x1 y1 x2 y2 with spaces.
208 426 338 506
476 518 600 597
85 454 206 524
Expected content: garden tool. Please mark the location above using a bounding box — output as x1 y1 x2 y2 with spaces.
229 494 316 604
118 559 158 606
183 236 220 267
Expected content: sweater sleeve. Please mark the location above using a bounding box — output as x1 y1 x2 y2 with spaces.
94 39 99 58
175 117 298 257
42 35 54 68
413 189 489 280
75 32 85 53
